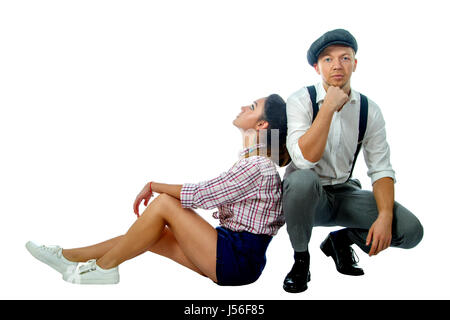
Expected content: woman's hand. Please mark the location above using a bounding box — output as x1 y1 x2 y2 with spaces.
133 182 153 218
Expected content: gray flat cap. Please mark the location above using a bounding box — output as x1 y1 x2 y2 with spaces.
307 29 358 66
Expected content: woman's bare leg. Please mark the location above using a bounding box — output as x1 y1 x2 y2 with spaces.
149 227 207 276
62 229 207 276
62 237 122 263
94 194 217 282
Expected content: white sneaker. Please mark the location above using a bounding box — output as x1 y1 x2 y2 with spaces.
64 259 120 285
25 241 77 276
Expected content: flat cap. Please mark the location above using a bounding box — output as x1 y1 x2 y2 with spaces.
307 29 358 66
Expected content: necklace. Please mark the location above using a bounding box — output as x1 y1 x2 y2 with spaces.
239 143 267 158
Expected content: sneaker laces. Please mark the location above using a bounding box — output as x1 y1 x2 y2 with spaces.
40 245 62 258
76 259 97 275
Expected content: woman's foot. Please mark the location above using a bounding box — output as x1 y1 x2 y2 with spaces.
64 259 120 284
25 241 77 276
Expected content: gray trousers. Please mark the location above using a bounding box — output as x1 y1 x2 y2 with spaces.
282 169 424 253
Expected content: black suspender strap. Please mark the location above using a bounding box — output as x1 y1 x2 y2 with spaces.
306 85 368 180
307 85 319 121
347 93 368 180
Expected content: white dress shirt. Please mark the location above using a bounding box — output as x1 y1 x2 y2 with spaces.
285 82 396 186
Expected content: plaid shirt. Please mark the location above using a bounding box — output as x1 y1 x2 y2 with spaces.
180 152 285 236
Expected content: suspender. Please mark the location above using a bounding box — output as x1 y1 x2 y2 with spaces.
307 85 319 121
306 85 368 180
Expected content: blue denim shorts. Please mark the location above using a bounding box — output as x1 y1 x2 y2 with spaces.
215 226 272 286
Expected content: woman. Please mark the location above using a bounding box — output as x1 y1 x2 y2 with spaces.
26 94 291 286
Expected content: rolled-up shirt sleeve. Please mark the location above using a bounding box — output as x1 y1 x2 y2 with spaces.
286 91 319 169
363 101 396 184
180 159 262 210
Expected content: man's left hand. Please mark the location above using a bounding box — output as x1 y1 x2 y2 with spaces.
366 215 392 256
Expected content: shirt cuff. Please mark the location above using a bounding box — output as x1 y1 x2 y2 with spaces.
370 170 396 185
180 183 198 208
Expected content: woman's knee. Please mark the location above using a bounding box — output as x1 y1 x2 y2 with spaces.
143 193 174 218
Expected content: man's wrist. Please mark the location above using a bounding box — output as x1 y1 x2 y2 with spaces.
319 101 337 116
377 210 393 220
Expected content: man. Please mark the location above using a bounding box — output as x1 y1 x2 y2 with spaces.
282 29 423 293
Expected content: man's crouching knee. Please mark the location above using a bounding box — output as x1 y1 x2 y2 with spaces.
283 169 321 197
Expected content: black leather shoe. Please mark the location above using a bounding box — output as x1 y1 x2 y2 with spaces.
320 233 364 276
283 260 311 293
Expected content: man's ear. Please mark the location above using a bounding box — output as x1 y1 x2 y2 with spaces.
314 63 321 75
353 58 358 72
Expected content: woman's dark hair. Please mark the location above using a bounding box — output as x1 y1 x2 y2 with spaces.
260 94 291 167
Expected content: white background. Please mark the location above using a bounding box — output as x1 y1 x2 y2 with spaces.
1 0 449 300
